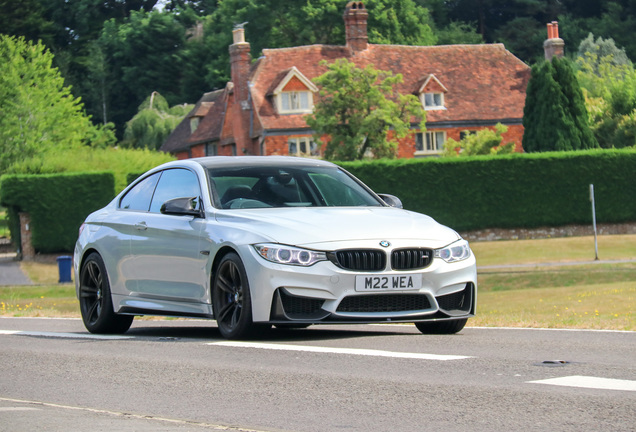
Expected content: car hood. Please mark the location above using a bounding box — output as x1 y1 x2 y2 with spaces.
214 207 460 248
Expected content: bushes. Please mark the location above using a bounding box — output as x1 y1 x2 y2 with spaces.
6 147 175 193
341 149 636 231
1 150 634 253
0 172 115 253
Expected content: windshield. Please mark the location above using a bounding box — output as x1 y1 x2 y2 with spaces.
207 165 384 209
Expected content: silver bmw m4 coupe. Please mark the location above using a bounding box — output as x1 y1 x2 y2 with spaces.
74 156 476 339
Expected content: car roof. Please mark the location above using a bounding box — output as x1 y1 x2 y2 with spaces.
189 156 338 170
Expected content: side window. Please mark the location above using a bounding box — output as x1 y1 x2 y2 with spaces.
119 172 160 211
149 168 202 213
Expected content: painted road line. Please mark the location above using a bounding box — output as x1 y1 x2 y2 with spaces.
0 330 132 340
527 375 636 392
209 341 472 360
0 407 40 412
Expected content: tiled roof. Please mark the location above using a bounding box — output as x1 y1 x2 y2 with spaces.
162 41 530 152
161 89 225 153
251 43 529 131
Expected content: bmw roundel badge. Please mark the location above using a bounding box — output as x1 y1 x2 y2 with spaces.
379 240 391 248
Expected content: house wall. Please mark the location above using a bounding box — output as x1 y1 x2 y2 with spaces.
191 144 206 158
263 135 293 155
260 123 525 158
426 123 525 153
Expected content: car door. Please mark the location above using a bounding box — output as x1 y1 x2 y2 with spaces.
129 168 208 303
110 171 162 295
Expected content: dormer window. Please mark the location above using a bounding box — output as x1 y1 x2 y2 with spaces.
417 74 447 111
189 102 213 133
190 117 201 133
423 92 444 110
280 91 312 113
272 67 318 115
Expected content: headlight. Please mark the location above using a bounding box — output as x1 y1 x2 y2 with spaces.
253 244 327 266
434 239 471 263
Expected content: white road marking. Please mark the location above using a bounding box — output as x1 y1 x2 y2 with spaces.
527 375 636 392
0 407 40 412
0 330 132 340
209 341 472 360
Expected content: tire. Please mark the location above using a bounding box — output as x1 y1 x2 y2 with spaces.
415 318 467 335
79 252 133 334
212 253 266 339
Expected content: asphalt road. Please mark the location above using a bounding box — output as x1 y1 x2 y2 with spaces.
0 317 634 432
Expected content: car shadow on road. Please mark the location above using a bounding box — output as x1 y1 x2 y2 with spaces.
125 323 418 342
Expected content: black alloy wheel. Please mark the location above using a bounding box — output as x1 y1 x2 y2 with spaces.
212 253 266 339
79 252 133 334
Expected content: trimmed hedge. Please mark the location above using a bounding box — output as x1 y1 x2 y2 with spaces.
0 172 115 253
341 149 636 231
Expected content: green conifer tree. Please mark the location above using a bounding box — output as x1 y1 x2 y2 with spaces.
523 58 598 152
552 57 598 150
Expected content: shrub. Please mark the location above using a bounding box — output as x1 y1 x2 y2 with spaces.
7 147 174 193
341 149 636 231
0 172 115 253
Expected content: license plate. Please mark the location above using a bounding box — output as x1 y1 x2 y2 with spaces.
355 274 421 292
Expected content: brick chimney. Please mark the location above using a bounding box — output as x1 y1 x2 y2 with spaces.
344 1 368 53
229 24 256 154
544 21 564 60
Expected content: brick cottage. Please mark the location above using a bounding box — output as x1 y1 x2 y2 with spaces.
162 1 534 159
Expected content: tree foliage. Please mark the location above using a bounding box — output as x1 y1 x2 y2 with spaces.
577 36 636 148
7 147 175 193
306 59 425 161
0 35 115 175
8 0 636 143
122 92 193 150
523 57 598 152
96 10 188 136
442 124 515 157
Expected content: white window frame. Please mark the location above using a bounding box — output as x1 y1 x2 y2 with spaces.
421 92 445 110
415 131 446 154
288 137 320 158
279 91 313 114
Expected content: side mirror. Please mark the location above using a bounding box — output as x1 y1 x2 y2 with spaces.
377 193 403 209
160 197 204 217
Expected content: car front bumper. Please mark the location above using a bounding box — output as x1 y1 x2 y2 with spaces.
241 244 477 324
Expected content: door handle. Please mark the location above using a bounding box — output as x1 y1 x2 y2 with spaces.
134 222 147 230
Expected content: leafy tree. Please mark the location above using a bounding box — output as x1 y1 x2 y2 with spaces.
442 124 514 157
122 92 193 150
577 33 631 76
97 10 188 136
0 0 57 47
434 21 483 45
0 35 115 174
366 0 436 46
306 59 425 161
523 58 598 152
576 34 636 148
